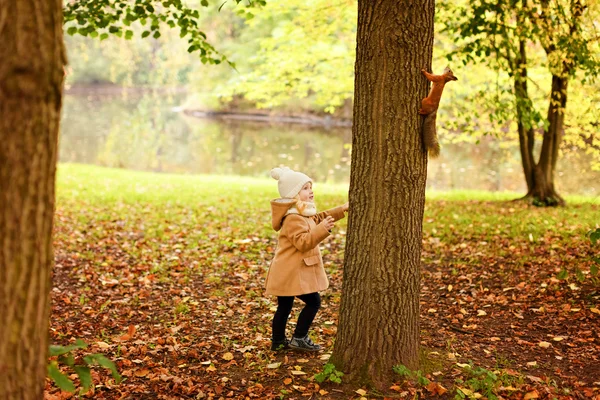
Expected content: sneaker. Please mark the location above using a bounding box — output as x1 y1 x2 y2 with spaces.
289 335 321 352
271 338 290 351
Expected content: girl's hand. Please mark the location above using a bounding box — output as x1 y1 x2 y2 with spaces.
322 216 335 231
342 202 349 212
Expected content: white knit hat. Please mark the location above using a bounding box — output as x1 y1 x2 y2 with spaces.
270 167 313 199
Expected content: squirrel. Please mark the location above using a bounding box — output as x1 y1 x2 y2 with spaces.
419 67 458 158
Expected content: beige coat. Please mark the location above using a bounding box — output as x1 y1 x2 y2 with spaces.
265 199 346 296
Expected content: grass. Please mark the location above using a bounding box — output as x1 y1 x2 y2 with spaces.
57 163 599 240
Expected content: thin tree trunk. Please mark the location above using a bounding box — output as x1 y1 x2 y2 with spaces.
332 0 433 389
0 1 66 398
531 75 567 206
514 38 536 196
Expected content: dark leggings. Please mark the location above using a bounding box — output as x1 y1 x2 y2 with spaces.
272 292 321 343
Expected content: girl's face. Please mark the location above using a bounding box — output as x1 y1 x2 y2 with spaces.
298 182 314 202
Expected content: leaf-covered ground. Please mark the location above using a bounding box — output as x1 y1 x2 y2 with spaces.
46 164 600 399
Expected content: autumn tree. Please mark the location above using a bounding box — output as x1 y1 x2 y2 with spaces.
0 1 258 398
331 0 435 388
443 0 599 206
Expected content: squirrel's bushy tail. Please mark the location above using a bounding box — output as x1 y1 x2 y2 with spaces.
422 113 440 158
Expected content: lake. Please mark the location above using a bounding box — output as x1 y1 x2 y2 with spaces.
60 87 600 196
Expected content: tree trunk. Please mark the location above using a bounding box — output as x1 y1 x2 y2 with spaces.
0 1 66 398
531 74 567 206
332 0 434 389
514 38 536 195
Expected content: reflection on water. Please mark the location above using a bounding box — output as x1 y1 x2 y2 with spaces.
60 88 600 196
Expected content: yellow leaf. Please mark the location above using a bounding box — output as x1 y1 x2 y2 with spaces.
477 310 487 316
222 352 234 360
524 390 539 399
319 389 329 395
296 358 309 363
267 362 281 369
590 307 600 314
538 341 551 348
355 388 367 396
552 337 564 341
206 365 216 372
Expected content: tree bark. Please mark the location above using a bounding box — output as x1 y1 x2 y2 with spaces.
332 0 434 389
0 1 66 398
514 38 536 195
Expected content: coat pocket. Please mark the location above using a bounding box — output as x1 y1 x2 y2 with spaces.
303 255 320 266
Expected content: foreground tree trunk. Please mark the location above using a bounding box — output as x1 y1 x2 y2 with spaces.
0 1 66 398
332 0 434 388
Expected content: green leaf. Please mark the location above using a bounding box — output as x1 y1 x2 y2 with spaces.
201 0 209 6
218 1 228 12
48 363 76 393
100 33 109 40
591 262 599 276
590 230 600 244
108 25 120 33
85 354 122 383
557 269 569 280
187 44 198 53
58 353 75 367
153 31 161 39
141 30 151 38
125 30 134 40
67 26 77 36
74 366 92 391
49 340 87 356
576 269 585 283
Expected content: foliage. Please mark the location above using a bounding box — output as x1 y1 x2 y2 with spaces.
218 0 357 113
63 0 265 66
313 362 344 384
454 363 499 400
48 339 121 394
392 364 431 386
440 0 600 192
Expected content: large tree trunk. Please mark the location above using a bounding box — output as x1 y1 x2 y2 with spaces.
0 1 66 398
332 0 434 389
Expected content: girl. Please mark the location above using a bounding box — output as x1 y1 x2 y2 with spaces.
265 167 348 351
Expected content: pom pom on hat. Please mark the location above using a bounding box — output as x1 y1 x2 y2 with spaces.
270 167 312 199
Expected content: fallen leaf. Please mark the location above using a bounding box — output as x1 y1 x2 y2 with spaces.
552 337 564 341
538 341 551 348
319 354 331 361
134 368 150 377
524 390 539 399
222 352 234 360
319 389 329 395
292 385 306 391
283 378 292 385
526 361 538 367
267 362 281 369
206 365 216 372
96 341 110 349
291 370 306 375
477 310 487 316
296 358 309 363
426 382 448 395
590 307 600 314
355 388 367 396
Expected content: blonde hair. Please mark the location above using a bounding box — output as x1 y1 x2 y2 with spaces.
293 195 308 214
